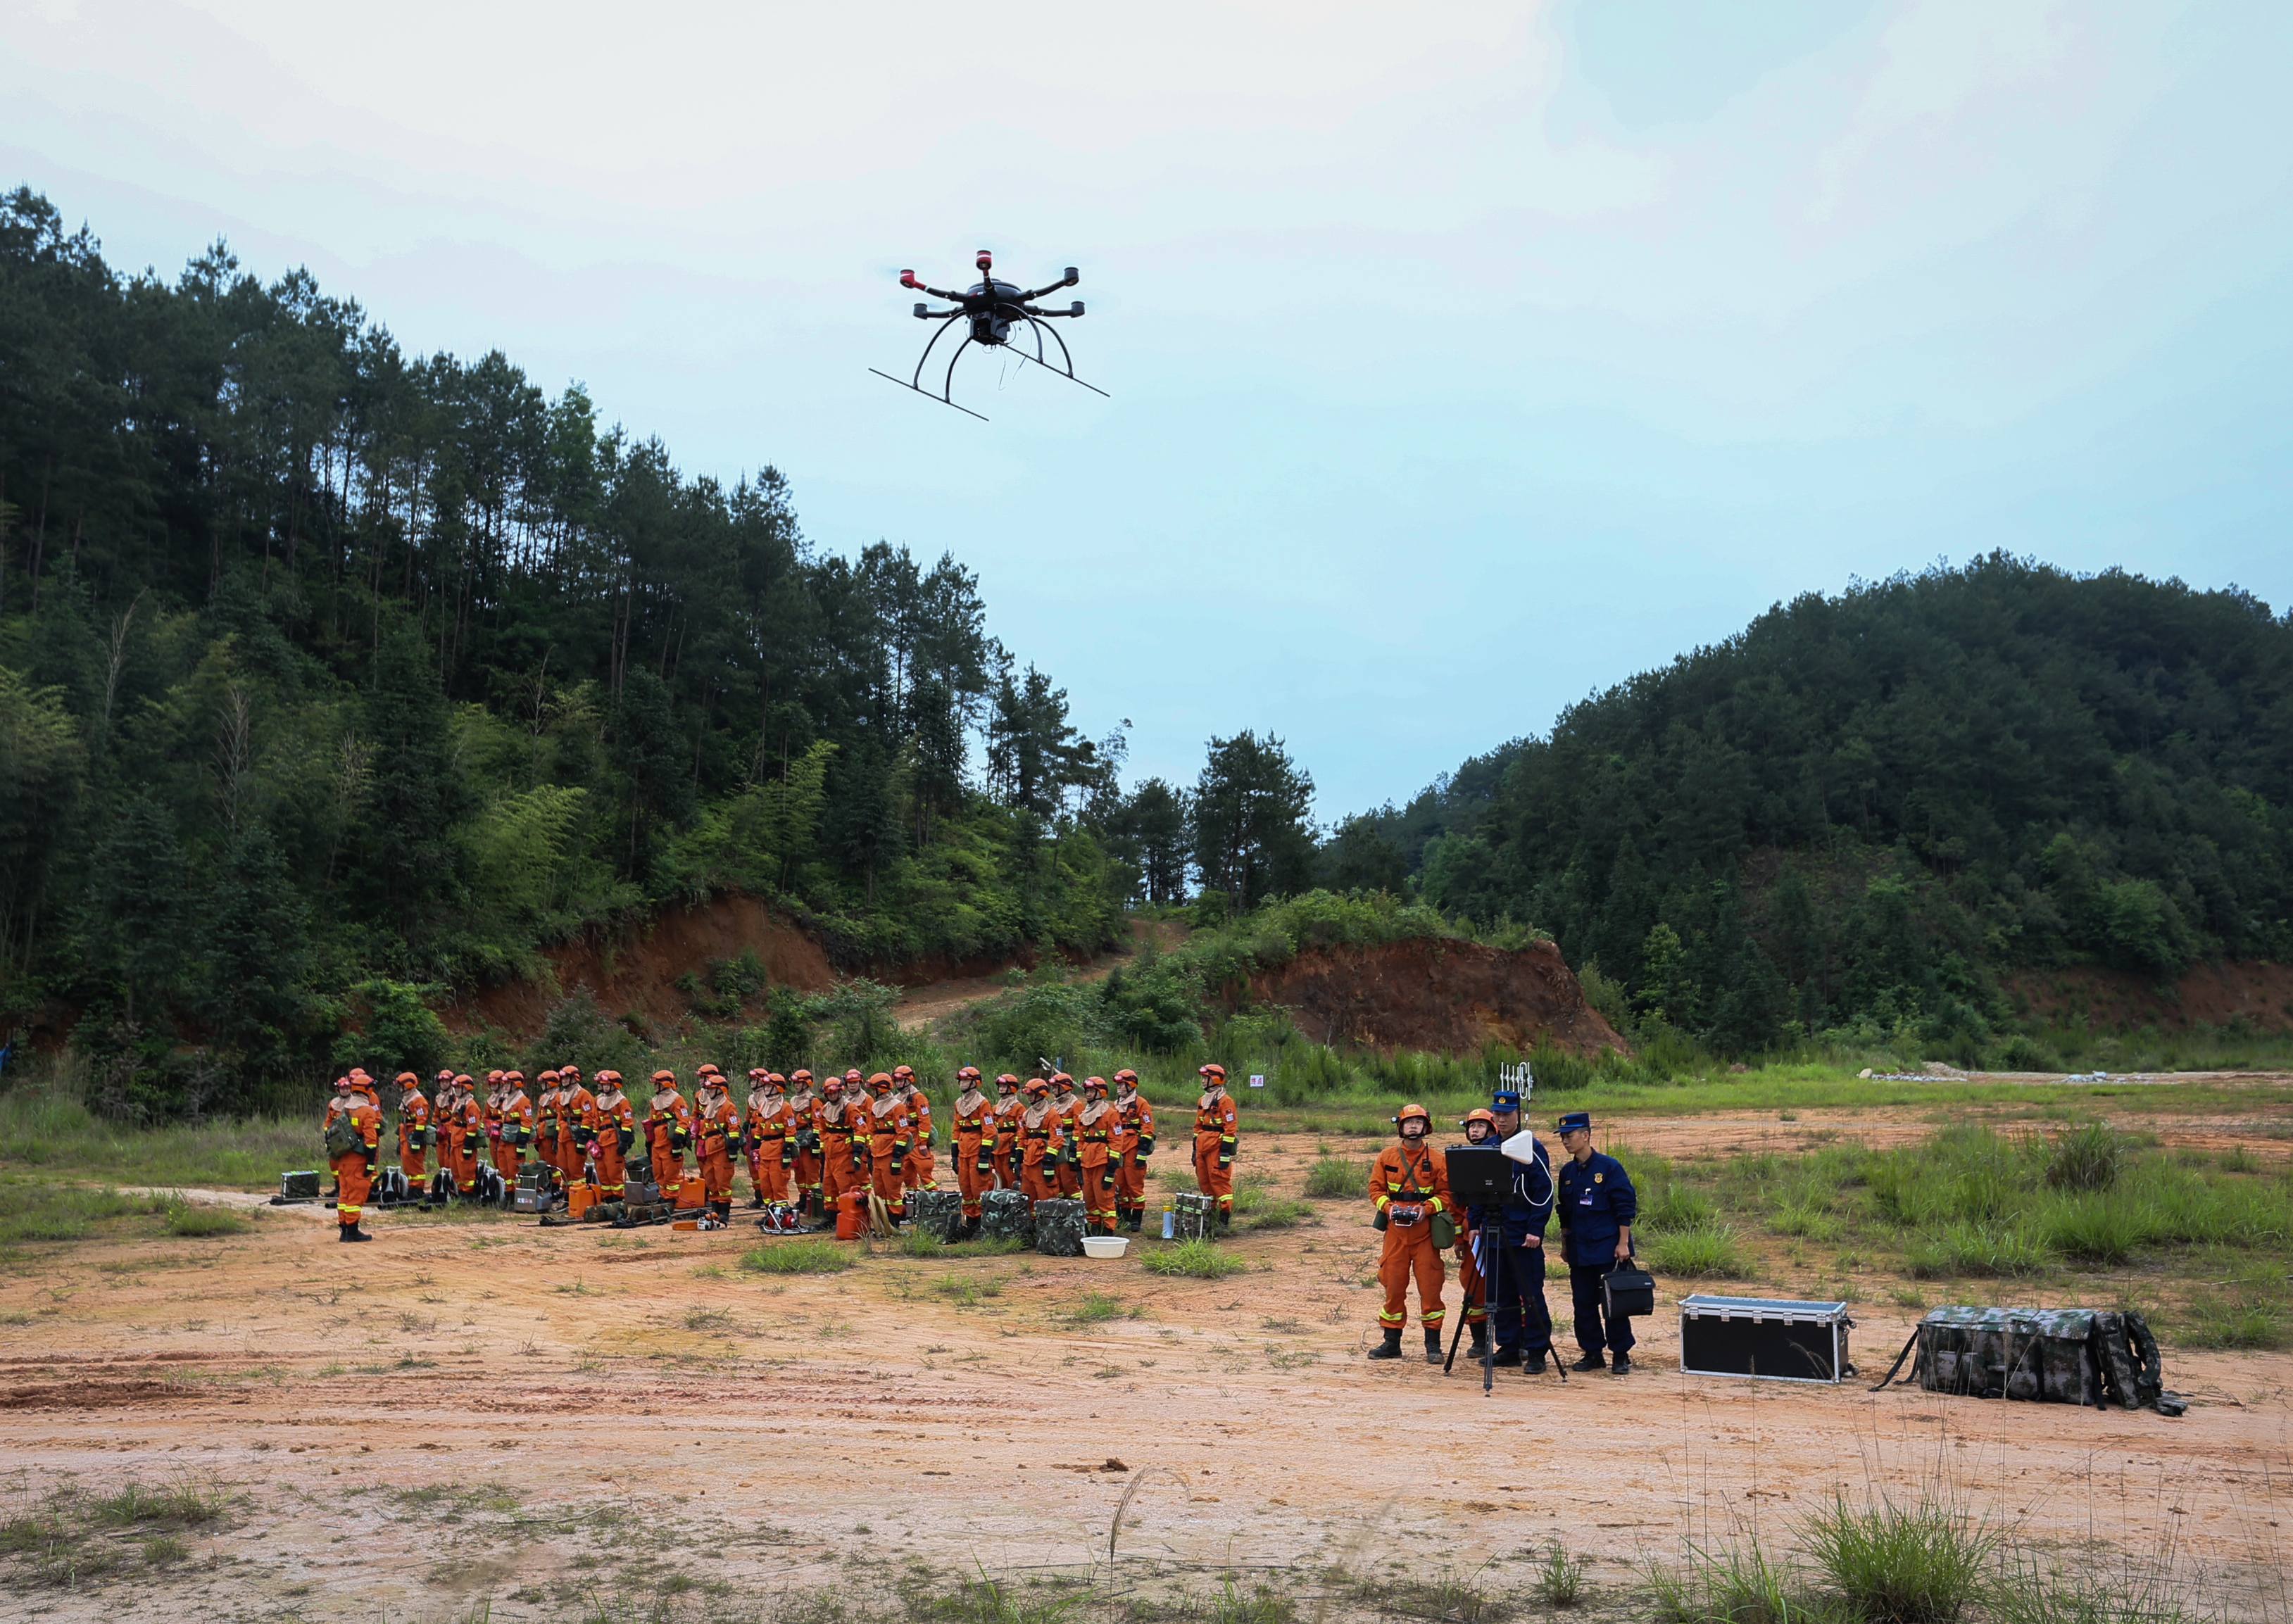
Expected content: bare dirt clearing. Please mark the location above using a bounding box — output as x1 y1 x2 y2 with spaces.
2 1107 2288 1623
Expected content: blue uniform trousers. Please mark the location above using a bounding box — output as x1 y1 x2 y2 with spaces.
1479 1229 1552 1352
1568 1260 1636 1356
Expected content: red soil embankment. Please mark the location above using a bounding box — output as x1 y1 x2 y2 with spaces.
445 894 837 1037
1248 937 1631 1057
2006 959 2293 1033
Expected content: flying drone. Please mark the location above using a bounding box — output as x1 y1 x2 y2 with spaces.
870 250 1105 420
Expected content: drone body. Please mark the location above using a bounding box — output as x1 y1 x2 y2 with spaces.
871 250 1104 419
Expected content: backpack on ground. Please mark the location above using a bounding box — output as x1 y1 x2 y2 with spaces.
1871 1305 2185 1415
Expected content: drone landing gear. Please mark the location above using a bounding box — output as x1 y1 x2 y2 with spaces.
868 367 989 420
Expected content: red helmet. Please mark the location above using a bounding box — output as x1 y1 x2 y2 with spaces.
1393 1102 1431 1130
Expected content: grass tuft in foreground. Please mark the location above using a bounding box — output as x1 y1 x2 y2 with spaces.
738 1239 853 1275
1139 1238 1244 1279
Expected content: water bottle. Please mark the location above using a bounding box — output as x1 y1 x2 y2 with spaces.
1161 1196 1175 1240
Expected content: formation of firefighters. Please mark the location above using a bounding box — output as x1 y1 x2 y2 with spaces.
322 1060 1242 1244
325 1064 1637 1374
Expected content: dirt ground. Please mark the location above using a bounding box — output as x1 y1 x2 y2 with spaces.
3 1105 2289 1624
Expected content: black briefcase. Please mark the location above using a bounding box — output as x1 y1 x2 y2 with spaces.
1602 1262 1657 1319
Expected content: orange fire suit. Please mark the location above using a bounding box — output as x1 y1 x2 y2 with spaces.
992 1094 1023 1188
494 1090 532 1184
446 1095 484 1195
1075 1100 1118 1232
903 1090 937 1192
1369 1140 1450 1332
329 1100 382 1230
866 1094 911 1219
787 1089 821 1207
559 1084 598 1188
534 1090 566 1188
1019 1101 1065 1206
818 1098 863 1212
1053 1093 1084 1197
694 1096 739 1207
592 1092 634 1197
950 1089 993 1219
396 1088 431 1181
745 1095 796 1204
1456 1211 1486 1330
1114 1090 1153 1225
646 1093 691 1195
1193 1088 1238 1222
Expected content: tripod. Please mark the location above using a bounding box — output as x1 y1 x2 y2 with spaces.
1441 1145 1564 1395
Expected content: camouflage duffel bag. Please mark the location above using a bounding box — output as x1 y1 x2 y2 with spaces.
1173 1191 1216 1240
1033 1197 1086 1257
981 1189 1035 1246
1872 1306 2185 1415
907 1188 962 1240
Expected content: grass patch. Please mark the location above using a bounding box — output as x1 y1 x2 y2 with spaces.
1533 1543 1588 1606
1068 1291 1124 1325
160 1198 249 1238
1304 1157 1367 1198
0 1176 142 1244
1138 1238 1244 1280
0 1469 232 1587
1645 1226 1749 1279
1902 1222 2056 1279
2043 1123 2127 1192
1799 1491 1996 1624
739 1239 854 1275
1243 1197 1315 1231
903 1573 1088 1623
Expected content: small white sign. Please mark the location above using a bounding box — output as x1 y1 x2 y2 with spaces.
1248 1074 1265 1088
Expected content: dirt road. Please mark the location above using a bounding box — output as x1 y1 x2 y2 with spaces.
2 1119 2287 1623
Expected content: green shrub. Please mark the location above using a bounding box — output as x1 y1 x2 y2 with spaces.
1902 1221 2055 1279
2180 1288 2286 1349
1647 1535 1802 1624
1773 1202 1844 1241
162 1200 248 1238
1645 1226 1748 1278
2036 1195 2141 1265
1304 1156 1368 1198
739 1239 854 1274
1642 1185 1716 1233
2044 1123 2126 1192
1139 1238 1243 1279
1797 1492 1997 1624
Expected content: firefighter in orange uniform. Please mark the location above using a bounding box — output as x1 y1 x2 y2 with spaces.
1193 1063 1238 1230
1112 1069 1154 1233
1367 1101 1451 1363
533 1070 565 1190
446 1075 484 1200
644 1071 691 1195
1049 1074 1084 1197
948 1066 993 1238
743 1069 796 1209
864 1072 911 1223
817 1073 862 1219
897 1066 937 1193
496 1071 534 1189
325 1074 382 1242
693 1072 739 1219
1018 1078 1064 1206
786 1070 822 1216
394 1073 430 1185
991 1074 1023 1189
1455 1107 1498 1359
1075 1076 1119 1234
591 1071 635 1200
558 1067 598 1190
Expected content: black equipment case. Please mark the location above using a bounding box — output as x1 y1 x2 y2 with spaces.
1681 1294 1854 1383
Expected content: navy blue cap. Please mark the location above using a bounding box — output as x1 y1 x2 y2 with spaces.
1556 1110 1592 1133
1490 1090 1522 1111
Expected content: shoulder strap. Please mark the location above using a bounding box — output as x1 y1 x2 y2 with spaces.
1868 1327 1921 1392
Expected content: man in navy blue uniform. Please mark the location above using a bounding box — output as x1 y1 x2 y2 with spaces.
1554 1110 1638 1373
1464 1089 1554 1372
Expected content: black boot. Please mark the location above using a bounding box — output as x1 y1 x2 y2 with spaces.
1367 1328 1403 1361
338 1225 370 1242
1525 1347 1549 1374
1571 1352 1607 1372
1424 1327 1443 1364
1467 1324 1490 1360
1125 1209 1143 1233
1492 1342 1522 1367
1611 1352 1632 1375
747 1195 765 1210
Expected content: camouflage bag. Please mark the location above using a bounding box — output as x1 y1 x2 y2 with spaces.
1873 1305 2186 1415
1033 1197 1087 1257
1173 1192 1216 1241
981 1189 1035 1246
907 1188 962 1240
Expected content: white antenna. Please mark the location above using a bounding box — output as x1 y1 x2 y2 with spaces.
1497 1061 1535 1101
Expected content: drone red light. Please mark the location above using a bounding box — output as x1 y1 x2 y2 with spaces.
975 249 992 268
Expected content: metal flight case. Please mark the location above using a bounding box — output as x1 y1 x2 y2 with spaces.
1679 1295 1855 1383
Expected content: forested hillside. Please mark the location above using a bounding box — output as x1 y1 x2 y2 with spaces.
0 187 1194 1110
1340 558 2293 1056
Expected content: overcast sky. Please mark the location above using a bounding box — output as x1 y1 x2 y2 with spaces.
6 0 2289 818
